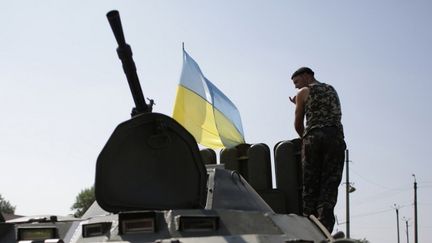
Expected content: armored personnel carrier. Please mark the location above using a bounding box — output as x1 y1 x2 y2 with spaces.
0 10 358 243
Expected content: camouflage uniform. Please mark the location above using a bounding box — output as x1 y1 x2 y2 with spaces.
301 82 346 233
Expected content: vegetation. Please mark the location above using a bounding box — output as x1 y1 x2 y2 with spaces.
71 186 95 217
0 194 16 214
357 239 370 243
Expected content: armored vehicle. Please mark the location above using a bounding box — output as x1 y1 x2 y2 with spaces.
0 10 358 243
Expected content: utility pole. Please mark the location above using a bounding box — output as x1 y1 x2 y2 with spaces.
412 174 418 243
394 204 400 243
403 217 410 243
345 149 350 238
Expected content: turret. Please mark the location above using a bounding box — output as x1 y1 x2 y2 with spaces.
95 10 208 213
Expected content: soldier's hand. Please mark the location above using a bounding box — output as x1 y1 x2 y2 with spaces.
289 95 297 104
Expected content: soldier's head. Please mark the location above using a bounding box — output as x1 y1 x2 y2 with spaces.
291 67 315 89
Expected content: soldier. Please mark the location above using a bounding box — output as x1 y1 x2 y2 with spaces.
290 67 346 233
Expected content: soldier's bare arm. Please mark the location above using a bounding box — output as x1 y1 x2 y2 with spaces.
294 87 309 137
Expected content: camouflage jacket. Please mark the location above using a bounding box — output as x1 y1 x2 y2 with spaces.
304 82 344 138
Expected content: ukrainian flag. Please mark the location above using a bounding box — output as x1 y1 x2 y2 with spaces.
173 48 245 149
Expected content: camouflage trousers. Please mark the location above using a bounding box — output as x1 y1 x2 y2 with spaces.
302 127 346 233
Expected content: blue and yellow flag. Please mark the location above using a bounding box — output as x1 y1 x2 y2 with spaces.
173 49 245 149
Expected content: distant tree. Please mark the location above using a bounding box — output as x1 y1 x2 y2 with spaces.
71 186 95 217
358 239 370 243
0 194 16 214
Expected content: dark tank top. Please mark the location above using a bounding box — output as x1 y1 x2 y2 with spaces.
304 82 344 137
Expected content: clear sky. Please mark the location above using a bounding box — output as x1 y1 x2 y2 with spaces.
1 1 431 242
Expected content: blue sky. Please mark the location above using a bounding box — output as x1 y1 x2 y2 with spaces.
1 1 431 242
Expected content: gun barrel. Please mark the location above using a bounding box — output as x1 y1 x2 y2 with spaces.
106 10 150 114
107 10 126 47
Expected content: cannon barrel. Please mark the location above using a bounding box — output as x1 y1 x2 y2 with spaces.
107 10 151 115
